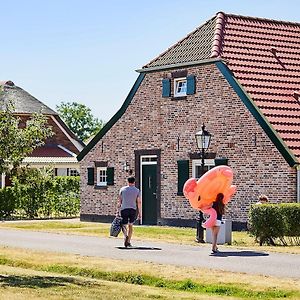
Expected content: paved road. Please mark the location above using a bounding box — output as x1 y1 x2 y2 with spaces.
0 228 299 279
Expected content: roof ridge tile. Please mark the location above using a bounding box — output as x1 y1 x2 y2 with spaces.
225 12 300 27
210 12 226 58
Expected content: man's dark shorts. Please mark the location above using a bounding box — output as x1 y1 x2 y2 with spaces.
121 208 136 225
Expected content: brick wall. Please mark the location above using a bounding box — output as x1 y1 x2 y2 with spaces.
80 63 297 224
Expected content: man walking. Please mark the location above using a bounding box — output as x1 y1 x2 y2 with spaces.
117 176 141 247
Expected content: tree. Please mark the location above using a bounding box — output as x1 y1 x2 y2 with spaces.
0 100 53 176
56 101 104 142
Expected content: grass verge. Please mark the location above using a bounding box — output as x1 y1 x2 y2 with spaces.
0 246 299 299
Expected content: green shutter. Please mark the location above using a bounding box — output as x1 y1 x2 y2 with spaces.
107 167 114 185
177 160 189 196
162 78 171 97
186 75 196 95
87 168 94 185
214 157 228 166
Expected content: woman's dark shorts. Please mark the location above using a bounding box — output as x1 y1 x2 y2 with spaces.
121 208 136 225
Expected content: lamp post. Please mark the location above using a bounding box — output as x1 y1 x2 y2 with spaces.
195 124 212 243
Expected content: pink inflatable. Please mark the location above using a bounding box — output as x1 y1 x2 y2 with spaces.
183 165 236 228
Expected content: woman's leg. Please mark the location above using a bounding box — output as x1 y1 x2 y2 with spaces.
212 226 220 251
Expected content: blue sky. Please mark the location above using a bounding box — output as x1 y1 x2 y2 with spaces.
1 0 299 121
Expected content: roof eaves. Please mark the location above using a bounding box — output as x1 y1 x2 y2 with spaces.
23 156 78 163
216 60 299 168
53 115 85 147
77 73 146 161
136 58 222 73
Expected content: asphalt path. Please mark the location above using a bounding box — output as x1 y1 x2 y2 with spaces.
0 228 299 279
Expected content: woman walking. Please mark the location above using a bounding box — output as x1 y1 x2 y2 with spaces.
211 193 225 254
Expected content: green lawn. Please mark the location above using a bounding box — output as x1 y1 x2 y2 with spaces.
0 246 299 300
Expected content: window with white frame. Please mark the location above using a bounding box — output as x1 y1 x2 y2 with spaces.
192 159 215 179
174 77 187 97
96 167 107 186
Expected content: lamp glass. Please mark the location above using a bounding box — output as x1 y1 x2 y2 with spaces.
195 127 211 151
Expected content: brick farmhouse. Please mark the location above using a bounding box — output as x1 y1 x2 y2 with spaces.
0 80 84 187
78 12 300 229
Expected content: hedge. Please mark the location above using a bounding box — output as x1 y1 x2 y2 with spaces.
0 187 17 218
0 167 80 219
248 203 300 246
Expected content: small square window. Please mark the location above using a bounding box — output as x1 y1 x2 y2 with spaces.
69 169 79 176
192 159 215 179
96 167 107 186
174 77 187 97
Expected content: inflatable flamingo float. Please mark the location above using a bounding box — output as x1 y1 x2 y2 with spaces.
183 165 236 228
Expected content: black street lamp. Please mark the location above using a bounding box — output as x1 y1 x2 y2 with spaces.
195 124 212 243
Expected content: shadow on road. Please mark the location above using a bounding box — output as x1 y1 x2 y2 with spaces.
210 250 269 257
116 246 162 251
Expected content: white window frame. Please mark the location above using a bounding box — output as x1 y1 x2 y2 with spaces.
174 77 187 97
192 159 215 179
96 167 107 186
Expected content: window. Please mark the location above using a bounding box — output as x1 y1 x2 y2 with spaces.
56 168 68 176
174 77 187 97
192 159 215 179
141 156 157 163
96 167 107 186
162 74 195 98
69 168 79 176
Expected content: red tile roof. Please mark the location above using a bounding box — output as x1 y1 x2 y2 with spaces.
215 12 300 160
143 12 300 162
30 144 73 157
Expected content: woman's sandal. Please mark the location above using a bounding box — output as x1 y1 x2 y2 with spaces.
211 248 220 254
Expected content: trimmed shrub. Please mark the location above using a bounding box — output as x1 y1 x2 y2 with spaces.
50 176 80 217
0 167 81 220
0 187 17 219
248 203 300 246
12 167 52 218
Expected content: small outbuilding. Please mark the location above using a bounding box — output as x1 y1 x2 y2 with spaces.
0 80 84 187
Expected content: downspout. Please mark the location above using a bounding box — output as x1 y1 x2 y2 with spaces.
297 165 300 203
1 173 5 188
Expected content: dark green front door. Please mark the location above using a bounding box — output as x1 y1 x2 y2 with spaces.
142 164 157 225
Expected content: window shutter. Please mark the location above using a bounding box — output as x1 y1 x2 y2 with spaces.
214 157 228 166
87 168 94 185
162 78 171 97
107 167 114 185
177 160 189 196
186 75 196 95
